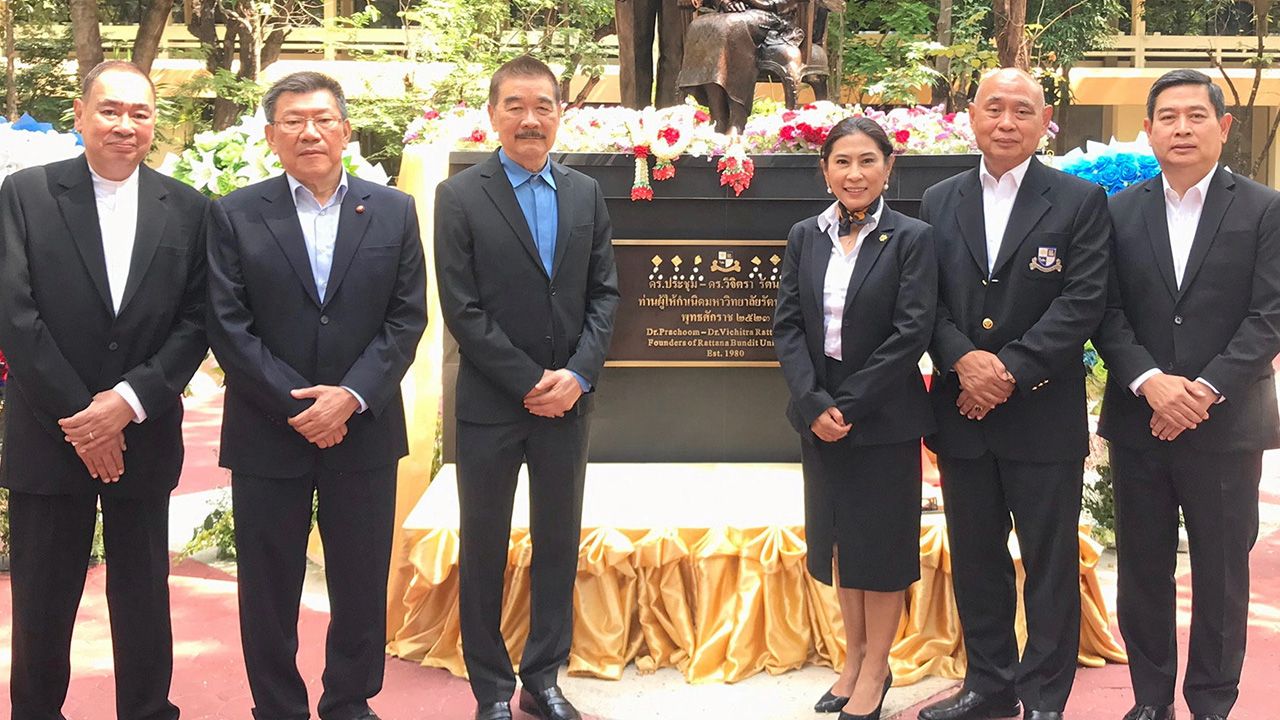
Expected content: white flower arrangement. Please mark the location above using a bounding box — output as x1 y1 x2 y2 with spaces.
0 116 85 187
159 110 390 197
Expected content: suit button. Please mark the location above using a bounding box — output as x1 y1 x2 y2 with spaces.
549 285 557 296
320 315 330 325
1173 315 1183 325
981 280 988 286
982 318 994 330
544 335 552 343
107 341 119 351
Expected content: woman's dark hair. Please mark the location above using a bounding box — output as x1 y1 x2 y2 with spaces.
819 116 894 163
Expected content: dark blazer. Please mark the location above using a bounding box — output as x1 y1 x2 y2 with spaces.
921 156 1110 462
434 151 620 424
0 156 209 496
1095 167 1280 452
206 174 427 478
773 205 938 445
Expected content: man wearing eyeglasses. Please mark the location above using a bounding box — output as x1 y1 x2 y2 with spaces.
205 71 427 720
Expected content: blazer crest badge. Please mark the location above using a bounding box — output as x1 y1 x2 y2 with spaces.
1029 246 1063 273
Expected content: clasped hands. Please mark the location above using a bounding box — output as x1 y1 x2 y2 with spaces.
523 369 583 418
954 350 1015 420
59 390 135 483
1139 372 1215 441
810 406 851 442
288 385 360 448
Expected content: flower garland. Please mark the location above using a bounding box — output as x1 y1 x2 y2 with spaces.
0 114 84 187
159 110 390 197
404 100 995 201
1054 134 1160 196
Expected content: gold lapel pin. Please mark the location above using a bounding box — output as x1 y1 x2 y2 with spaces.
878 233 889 243
355 204 366 214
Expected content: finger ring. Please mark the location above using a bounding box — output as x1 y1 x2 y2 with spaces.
974 406 983 412
89 431 95 440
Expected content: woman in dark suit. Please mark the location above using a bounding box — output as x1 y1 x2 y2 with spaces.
773 116 937 720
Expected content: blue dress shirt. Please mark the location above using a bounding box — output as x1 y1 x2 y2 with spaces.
286 171 368 412
497 150 588 392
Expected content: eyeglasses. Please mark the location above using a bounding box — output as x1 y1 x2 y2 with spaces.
274 116 343 134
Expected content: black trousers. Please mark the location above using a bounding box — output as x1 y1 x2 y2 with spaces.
615 0 687 108
1110 443 1262 717
8 490 177 720
232 464 397 720
938 453 1084 713
455 414 589 705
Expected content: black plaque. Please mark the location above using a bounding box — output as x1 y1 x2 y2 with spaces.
610 240 784 365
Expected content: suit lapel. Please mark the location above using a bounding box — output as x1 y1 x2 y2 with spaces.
1178 165 1234 298
990 157 1051 278
549 162 572 280
54 157 113 315
479 152 545 277
260 175 322 308
804 219 829 312
1140 177 1179 298
954 170 989 277
117 166 168 315
845 211 894 309
322 177 374 308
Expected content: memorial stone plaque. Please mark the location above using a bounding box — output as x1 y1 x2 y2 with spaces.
609 240 786 365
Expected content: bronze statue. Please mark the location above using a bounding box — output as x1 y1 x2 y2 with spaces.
676 0 842 132
616 0 694 108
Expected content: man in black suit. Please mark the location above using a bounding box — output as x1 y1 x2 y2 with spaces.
917 68 1110 720
434 55 620 720
1094 69 1280 720
0 60 209 720
206 71 426 720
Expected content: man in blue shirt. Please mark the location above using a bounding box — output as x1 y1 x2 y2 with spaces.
434 55 620 720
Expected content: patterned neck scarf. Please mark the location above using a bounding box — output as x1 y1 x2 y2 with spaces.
837 196 882 237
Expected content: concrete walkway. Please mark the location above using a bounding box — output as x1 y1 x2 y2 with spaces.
2 385 1279 719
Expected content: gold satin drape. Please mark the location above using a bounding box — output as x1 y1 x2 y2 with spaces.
387 516 1126 684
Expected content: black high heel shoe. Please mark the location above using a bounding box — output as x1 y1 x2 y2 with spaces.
836 671 893 720
814 688 850 713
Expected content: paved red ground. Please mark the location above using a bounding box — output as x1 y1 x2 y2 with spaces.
2 389 1278 719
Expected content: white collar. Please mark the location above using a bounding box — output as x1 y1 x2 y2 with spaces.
87 162 140 194
979 155 1033 189
286 171 349 208
1161 166 1217 204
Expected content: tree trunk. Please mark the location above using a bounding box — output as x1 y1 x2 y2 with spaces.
132 0 175 73
3 0 16 120
932 0 953 108
69 0 104 83
994 0 1029 70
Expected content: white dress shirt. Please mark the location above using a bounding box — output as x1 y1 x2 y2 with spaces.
88 163 146 423
1128 167 1223 399
818 200 884 360
284 172 367 413
979 155 1033 275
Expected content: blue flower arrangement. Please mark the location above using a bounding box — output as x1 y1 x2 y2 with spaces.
1060 151 1160 196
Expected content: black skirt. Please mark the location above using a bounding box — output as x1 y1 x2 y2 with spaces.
801 357 923 591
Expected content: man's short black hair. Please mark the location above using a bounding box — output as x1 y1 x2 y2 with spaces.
1147 69 1227 120
488 55 561 107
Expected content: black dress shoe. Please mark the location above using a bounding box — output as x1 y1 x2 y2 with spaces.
918 688 1021 720
519 686 581 720
815 688 851 713
1025 712 1063 720
838 673 894 720
475 701 513 720
1122 705 1175 720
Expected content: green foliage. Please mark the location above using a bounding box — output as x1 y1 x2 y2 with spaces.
0 2 79 129
1028 0 1128 71
157 70 266 147
1141 0 1267 35
180 490 237 561
347 93 431 174
840 0 942 104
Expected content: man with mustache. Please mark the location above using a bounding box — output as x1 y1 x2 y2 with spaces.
435 55 620 720
0 60 209 720
205 71 426 720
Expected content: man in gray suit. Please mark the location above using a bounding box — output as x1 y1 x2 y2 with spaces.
434 55 620 720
